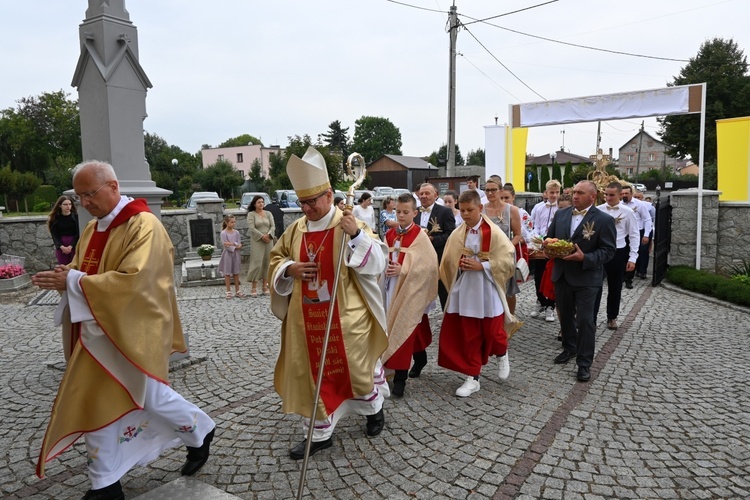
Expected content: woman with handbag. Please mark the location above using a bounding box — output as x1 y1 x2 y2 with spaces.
482 178 523 315
246 195 276 297
501 184 532 282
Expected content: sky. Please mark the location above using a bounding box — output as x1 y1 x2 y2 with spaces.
1 0 748 164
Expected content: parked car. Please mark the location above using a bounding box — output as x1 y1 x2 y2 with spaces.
394 188 411 197
632 183 647 192
372 187 396 197
186 191 220 209
238 192 272 211
277 190 299 208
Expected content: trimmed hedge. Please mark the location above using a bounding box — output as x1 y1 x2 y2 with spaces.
666 265 750 308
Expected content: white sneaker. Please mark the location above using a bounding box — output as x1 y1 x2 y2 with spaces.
545 307 556 322
497 353 510 380
455 376 480 397
530 306 545 318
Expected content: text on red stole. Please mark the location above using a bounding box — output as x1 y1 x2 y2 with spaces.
299 230 353 414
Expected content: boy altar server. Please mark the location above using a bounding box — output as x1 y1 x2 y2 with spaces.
437 190 522 397
381 193 439 398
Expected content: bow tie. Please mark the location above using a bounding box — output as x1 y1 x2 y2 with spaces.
545 202 556 207
419 206 431 213
469 229 479 234
396 227 409 235
606 205 619 210
572 209 588 216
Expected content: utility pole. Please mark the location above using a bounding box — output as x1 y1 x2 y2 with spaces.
560 129 566 151
595 121 601 155
446 2 458 177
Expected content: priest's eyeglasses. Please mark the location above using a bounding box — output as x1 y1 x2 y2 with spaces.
72 183 109 203
296 190 329 208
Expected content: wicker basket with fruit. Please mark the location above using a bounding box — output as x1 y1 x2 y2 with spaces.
542 238 575 258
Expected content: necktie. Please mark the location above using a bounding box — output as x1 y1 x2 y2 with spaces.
606 205 619 210
573 209 587 216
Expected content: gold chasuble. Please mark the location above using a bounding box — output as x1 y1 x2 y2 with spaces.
440 214 524 338
37 199 186 478
381 225 438 363
269 209 387 420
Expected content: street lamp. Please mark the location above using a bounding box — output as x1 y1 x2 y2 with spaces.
536 166 542 192
548 152 556 184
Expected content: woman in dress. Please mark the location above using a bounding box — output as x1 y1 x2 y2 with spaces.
378 196 398 239
47 195 79 265
246 195 276 297
482 178 523 314
353 192 377 233
442 190 463 226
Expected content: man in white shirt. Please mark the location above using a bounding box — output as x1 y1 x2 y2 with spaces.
621 185 652 288
593 182 640 330
466 175 488 204
529 180 562 322
634 190 655 279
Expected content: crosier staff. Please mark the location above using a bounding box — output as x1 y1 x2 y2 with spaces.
296 153 367 499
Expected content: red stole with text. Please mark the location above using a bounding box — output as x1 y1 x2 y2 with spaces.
299 229 352 414
71 200 151 346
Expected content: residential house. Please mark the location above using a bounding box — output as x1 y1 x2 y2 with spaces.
366 154 438 191
617 130 678 177
201 144 283 179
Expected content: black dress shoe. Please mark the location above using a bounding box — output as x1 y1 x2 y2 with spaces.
577 366 591 382
82 481 124 500
365 408 385 436
392 379 405 398
554 350 574 364
289 438 333 460
408 352 427 378
181 427 215 476
625 282 633 289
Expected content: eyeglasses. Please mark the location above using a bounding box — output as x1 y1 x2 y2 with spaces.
71 183 110 203
485 188 500 193
296 190 329 207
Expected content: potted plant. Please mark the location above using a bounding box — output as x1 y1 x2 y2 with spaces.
197 244 216 261
0 255 31 292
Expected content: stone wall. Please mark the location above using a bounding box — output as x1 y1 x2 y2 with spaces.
0 203 305 274
669 190 721 271
717 201 750 272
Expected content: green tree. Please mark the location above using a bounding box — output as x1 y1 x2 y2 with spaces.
351 116 402 164
248 158 270 193
428 143 464 167
218 134 263 148
144 132 200 201
466 148 485 166
0 164 14 209
283 134 343 189
658 38 750 164
320 120 350 155
267 150 291 192
195 159 244 199
11 170 42 212
0 90 82 183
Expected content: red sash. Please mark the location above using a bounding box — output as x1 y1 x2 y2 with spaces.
71 200 151 347
385 224 420 265
461 219 492 264
299 230 353 414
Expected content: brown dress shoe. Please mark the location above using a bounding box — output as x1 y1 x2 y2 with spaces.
607 319 618 330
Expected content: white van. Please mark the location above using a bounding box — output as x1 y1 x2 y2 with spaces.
186 192 220 209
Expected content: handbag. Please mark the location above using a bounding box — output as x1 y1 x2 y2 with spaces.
514 243 530 282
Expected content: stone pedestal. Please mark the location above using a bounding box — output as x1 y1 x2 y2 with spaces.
181 257 224 287
669 189 722 271
0 274 32 293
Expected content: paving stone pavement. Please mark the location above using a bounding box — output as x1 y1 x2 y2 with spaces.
1 269 748 499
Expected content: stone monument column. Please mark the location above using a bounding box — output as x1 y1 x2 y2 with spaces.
71 0 170 219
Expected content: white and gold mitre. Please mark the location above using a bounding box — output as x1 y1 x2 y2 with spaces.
287 146 331 199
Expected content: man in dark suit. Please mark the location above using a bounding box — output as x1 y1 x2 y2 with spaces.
546 181 616 382
264 200 285 239
409 182 455 377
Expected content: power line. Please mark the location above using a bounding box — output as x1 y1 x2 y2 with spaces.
469 20 689 62
461 23 546 100
458 52 521 101
385 0 446 14
462 0 558 26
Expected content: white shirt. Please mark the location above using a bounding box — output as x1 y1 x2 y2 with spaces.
419 203 435 228
530 201 558 237
597 203 640 263
569 204 593 235
622 198 652 236
352 204 377 231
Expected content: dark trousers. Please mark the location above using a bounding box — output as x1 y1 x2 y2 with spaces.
533 258 555 308
636 231 652 275
593 246 628 322
624 229 645 284
556 277 599 369
438 280 448 311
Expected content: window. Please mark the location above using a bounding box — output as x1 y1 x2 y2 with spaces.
218 154 224 161
648 153 655 161
627 154 634 162
627 168 634 175
237 153 244 163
